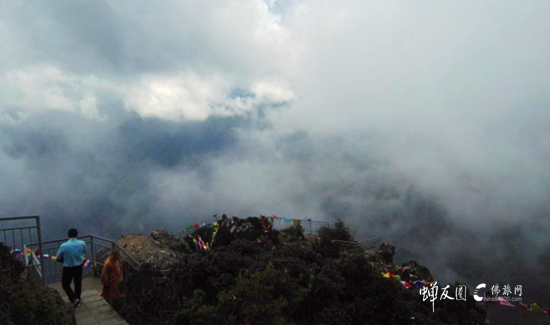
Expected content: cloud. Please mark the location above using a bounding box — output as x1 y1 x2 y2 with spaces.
1 0 550 302
122 74 294 121
0 64 110 123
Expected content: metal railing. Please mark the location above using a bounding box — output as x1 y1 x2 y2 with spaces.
178 217 331 237
27 235 141 284
181 216 381 251
332 237 381 249
0 215 45 287
329 223 382 254
273 218 330 236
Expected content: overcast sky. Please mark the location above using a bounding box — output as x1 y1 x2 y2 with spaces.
1 0 549 293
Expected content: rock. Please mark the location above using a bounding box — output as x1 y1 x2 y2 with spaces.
378 242 395 264
414 265 434 282
150 229 182 249
111 231 186 271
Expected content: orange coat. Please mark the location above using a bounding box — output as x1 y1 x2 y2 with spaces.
100 256 123 304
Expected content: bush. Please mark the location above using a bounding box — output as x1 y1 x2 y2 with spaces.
317 220 354 247
0 243 75 325
116 221 486 325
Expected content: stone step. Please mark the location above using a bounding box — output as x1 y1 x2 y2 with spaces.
49 276 129 325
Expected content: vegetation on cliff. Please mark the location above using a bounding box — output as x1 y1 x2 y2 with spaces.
115 219 486 325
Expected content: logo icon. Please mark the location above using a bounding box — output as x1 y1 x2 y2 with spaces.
473 283 486 301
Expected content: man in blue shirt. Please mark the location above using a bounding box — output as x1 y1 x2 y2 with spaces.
56 228 87 307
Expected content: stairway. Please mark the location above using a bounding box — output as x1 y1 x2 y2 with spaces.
49 276 128 325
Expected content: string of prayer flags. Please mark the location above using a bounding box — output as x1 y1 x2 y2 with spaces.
530 303 543 313
10 248 33 257
184 215 317 241
401 281 415 289
382 271 438 291
11 248 24 256
514 301 529 310
9 248 94 266
483 298 550 315
496 297 515 308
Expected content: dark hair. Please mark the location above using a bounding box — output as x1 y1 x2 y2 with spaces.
68 228 78 238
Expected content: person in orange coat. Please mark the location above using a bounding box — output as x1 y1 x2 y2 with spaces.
100 250 123 304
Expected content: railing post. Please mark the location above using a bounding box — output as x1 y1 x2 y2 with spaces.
36 216 45 287
90 236 96 277
23 244 29 266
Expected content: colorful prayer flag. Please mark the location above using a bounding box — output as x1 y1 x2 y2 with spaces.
82 258 93 268
414 280 425 288
530 303 543 313
401 281 415 289
516 302 529 310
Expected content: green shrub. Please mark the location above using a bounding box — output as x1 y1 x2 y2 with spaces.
317 220 354 247
0 243 74 325
116 221 486 325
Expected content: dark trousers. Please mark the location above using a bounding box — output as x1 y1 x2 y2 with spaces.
62 265 83 302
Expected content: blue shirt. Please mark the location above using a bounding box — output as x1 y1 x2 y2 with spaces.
56 238 87 267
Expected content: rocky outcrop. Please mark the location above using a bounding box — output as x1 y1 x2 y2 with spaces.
377 242 396 263
113 229 187 271
150 229 184 249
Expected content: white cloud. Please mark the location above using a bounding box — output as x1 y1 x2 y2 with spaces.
1 0 549 230
79 95 103 121
0 64 109 122
2 64 75 113
0 64 294 123
121 73 295 121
